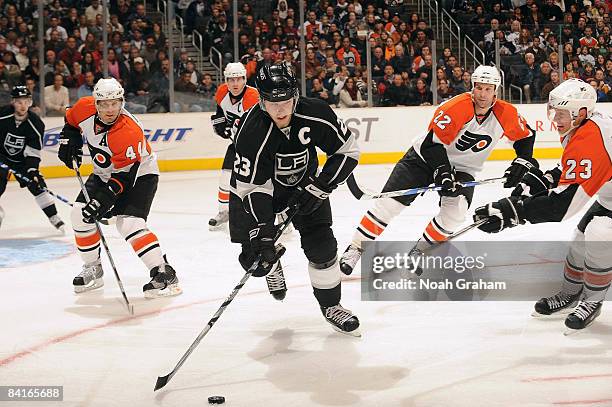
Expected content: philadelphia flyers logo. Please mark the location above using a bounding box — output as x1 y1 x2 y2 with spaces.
88 144 112 168
455 131 492 152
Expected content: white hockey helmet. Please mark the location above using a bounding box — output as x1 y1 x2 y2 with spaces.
224 62 247 80
93 77 124 102
548 78 597 121
471 65 501 91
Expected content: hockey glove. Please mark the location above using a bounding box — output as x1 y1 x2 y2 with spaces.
82 184 116 223
473 196 526 233
211 113 231 139
511 166 561 197
26 168 46 190
433 164 459 197
289 176 333 215
503 157 538 188
248 222 284 277
58 124 83 169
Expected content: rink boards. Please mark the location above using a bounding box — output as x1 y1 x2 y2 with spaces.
34 103 611 179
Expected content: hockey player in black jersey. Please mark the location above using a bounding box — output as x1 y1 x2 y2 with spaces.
229 63 361 336
0 85 64 231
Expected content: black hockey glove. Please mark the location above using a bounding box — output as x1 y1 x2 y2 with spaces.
58 124 83 169
473 196 526 233
248 222 284 277
503 157 538 188
211 113 231 139
433 164 459 197
289 176 333 215
26 168 46 190
82 184 116 223
511 166 561 197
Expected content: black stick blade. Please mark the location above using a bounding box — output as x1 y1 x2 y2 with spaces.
346 175 364 199
154 374 171 391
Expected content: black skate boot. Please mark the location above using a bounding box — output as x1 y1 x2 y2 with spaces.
533 289 582 317
565 300 603 332
73 260 104 293
143 262 183 298
266 262 287 301
321 304 361 336
340 244 363 275
208 210 229 231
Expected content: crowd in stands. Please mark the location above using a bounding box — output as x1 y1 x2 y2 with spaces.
1 0 609 116
188 0 611 107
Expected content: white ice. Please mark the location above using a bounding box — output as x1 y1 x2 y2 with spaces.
1 160 611 407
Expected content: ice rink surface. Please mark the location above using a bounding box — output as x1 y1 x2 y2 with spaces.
1 160 611 407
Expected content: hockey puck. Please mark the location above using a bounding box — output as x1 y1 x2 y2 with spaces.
208 396 225 404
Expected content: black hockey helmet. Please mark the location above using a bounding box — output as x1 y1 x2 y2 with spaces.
255 63 299 111
11 85 31 99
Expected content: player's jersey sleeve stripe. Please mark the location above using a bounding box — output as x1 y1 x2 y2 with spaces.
249 122 274 183
0 113 13 120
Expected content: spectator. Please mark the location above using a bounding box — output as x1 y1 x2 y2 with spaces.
581 62 596 82
461 70 472 92
415 54 434 85
390 44 412 76
409 78 433 106
196 73 217 100
46 16 68 41
24 55 40 82
578 47 596 67
383 74 411 106
308 77 334 105
141 36 158 65
126 57 150 97
383 37 396 61
542 0 563 22
58 37 82 67
525 36 547 64
63 8 80 34
377 64 395 95
15 45 28 71
304 47 321 80
149 58 171 112
338 77 367 108
521 52 542 103
72 62 85 87
151 23 166 49
106 49 126 82
336 37 361 74
449 66 465 93
579 26 599 48
77 70 96 99
437 78 456 102
85 0 104 24
371 46 387 81
44 74 69 116
590 79 608 101
541 70 561 101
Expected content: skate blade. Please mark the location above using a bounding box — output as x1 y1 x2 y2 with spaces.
208 222 227 231
331 325 362 337
144 284 183 299
74 278 104 294
531 310 572 319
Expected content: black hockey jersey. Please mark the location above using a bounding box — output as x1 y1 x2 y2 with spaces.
232 97 360 224
0 105 45 169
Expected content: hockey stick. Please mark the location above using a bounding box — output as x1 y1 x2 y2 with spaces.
154 208 298 391
73 159 134 315
0 160 74 206
346 174 506 200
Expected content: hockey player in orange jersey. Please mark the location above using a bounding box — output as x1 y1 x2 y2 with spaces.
340 65 537 275
57 78 182 298
208 62 259 230
474 79 612 332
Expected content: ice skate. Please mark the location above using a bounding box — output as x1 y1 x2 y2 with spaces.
340 244 363 275
321 304 361 337
266 261 287 301
73 261 104 293
49 214 65 234
532 289 582 317
208 210 229 231
564 300 603 335
143 262 182 298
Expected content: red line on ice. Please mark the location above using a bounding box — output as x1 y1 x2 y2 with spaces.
0 277 361 367
552 399 612 405
522 373 612 382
